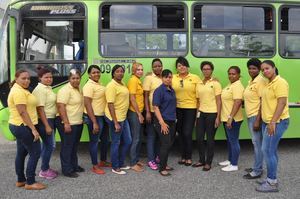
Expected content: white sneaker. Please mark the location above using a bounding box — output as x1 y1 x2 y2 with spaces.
112 169 126 175
120 166 131 170
218 160 230 166
221 164 238 172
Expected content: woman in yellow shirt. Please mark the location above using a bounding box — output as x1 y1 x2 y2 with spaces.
105 65 132 175
219 66 244 172
127 62 144 172
56 69 84 178
32 68 58 180
172 56 201 166
8 69 46 190
194 61 222 171
83 65 110 175
256 60 289 193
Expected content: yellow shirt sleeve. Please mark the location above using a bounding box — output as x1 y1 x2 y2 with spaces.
143 76 151 91
105 84 116 103
214 82 222 96
274 81 288 98
13 90 27 105
57 87 70 104
83 84 94 98
128 77 138 94
232 83 244 100
33 86 47 107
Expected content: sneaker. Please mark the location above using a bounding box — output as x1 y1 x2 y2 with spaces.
137 161 145 167
24 182 46 190
155 156 160 164
131 164 144 172
112 169 126 175
148 161 158 170
256 181 279 193
39 169 58 180
120 166 131 170
218 160 230 166
49 168 59 175
15 181 26 188
256 179 267 185
75 166 85 172
98 161 112 168
91 166 105 175
243 172 262 179
244 168 253 173
64 172 79 178
221 164 238 172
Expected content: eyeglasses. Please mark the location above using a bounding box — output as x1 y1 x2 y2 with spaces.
180 79 184 88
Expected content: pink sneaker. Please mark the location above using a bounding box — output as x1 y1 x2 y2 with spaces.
148 161 158 170
39 169 58 180
49 168 59 175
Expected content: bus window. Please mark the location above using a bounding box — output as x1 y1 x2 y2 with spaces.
100 3 187 57
280 7 300 58
192 4 275 57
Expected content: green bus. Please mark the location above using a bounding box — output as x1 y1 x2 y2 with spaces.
1 0 300 141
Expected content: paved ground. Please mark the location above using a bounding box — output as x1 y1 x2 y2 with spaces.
0 133 299 199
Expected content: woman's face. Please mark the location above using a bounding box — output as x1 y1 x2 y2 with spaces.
248 65 260 79
40 72 53 86
134 65 144 78
201 64 213 78
162 73 173 86
113 67 124 81
261 63 275 80
69 73 81 88
89 68 101 82
152 61 163 76
16 72 30 89
176 63 188 75
228 68 240 83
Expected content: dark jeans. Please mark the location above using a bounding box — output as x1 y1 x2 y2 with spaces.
146 112 159 162
56 117 83 175
9 124 41 185
84 114 109 165
196 112 218 165
223 120 242 166
153 118 175 171
105 117 132 170
176 108 197 160
127 110 143 166
37 118 56 171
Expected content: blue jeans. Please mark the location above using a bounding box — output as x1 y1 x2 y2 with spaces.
9 124 41 185
37 118 56 171
146 112 159 162
223 121 242 166
127 110 143 166
247 116 263 175
262 119 289 183
105 117 132 170
84 115 109 165
56 117 83 175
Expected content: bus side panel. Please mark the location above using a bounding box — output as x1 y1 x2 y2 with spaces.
0 108 15 140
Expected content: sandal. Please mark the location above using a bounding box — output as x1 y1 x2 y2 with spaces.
192 162 205 168
178 159 186 165
185 160 192 166
166 166 174 171
202 164 211 171
160 170 171 176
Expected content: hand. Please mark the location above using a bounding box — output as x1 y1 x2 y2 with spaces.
64 123 72 133
253 120 261 132
92 122 100 134
226 118 233 129
160 121 169 135
138 113 144 124
267 122 276 136
114 122 121 133
214 117 221 128
146 111 152 123
45 125 53 135
32 129 40 142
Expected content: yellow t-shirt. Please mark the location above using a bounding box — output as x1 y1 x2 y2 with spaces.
127 75 144 112
221 80 245 122
142 73 162 112
196 78 222 113
105 79 129 122
83 79 106 116
244 75 267 118
57 83 84 125
261 76 289 123
172 73 201 109
8 83 38 126
32 83 57 119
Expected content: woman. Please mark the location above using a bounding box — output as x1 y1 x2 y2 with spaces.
143 58 163 170
56 69 84 178
8 69 46 190
194 61 222 171
105 65 132 175
32 68 58 179
219 66 244 172
243 58 267 179
127 62 144 172
83 65 110 175
256 60 289 193
153 69 176 176
172 56 201 166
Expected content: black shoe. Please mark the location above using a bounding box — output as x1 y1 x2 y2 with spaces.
75 166 85 172
192 162 205 168
64 172 79 178
244 168 253 173
202 164 211 171
243 173 261 179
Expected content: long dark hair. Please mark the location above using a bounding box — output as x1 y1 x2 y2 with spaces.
10 69 29 88
262 60 279 75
